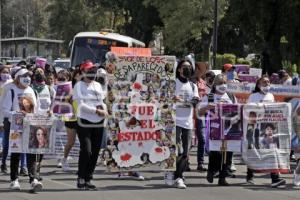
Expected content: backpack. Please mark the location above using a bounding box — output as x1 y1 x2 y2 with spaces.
292 77 298 86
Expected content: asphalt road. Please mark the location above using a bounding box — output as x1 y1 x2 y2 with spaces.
0 151 300 200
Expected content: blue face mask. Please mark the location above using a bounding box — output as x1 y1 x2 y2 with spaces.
226 70 234 80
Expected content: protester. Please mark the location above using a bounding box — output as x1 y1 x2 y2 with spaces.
1 67 43 192
246 76 286 188
166 59 199 189
0 66 28 175
198 74 235 186
192 62 208 171
278 69 292 85
56 69 79 171
73 61 108 190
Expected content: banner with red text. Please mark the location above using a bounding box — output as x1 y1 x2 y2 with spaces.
242 103 291 173
103 55 177 171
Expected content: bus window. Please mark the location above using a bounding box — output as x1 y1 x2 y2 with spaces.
71 37 128 67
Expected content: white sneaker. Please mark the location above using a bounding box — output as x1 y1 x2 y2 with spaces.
31 179 43 192
294 172 300 187
164 172 174 186
175 178 186 189
230 163 237 172
130 172 145 181
62 158 71 171
57 159 62 168
9 179 21 190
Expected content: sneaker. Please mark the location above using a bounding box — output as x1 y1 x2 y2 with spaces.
218 178 229 186
77 178 85 190
30 179 43 192
175 178 186 189
19 167 28 176
230 163 237 172
117 172 130 179
85 181 97 190
271 179 286 188
164 172 174 186
62 158 71 171
57 159 62 168
290 154 297 162
185 166 191 172
294 172 300 187
246 178 255 185
9 179 21 190
197 164 207 172
206 171 214 183
1 164 8 174
129 172 145 181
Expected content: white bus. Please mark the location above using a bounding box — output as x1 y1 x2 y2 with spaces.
70 31 145 67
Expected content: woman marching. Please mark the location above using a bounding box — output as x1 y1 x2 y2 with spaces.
246 76 286 188
198 74 236 186
2 68 43 192
73 61 108 190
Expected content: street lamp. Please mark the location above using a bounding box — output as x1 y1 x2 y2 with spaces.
212 0 218 69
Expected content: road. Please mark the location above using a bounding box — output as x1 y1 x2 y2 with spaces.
0 151 300 200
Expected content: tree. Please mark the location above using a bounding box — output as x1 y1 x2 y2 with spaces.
147 0 228 57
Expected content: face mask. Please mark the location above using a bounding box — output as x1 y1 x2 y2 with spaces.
215 84 227 94
0 74 11 81
226 70 234 80
20 77 31 87
260 86 271 94
35 73 45 82
84 71 96 80
183 68 192 78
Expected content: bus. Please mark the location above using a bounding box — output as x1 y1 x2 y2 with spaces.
70 31 145 67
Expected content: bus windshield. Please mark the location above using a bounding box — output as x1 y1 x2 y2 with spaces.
71 37 128 67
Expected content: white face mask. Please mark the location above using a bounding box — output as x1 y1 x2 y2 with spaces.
216 84 227 94
20 77 31 87
260 86 271 94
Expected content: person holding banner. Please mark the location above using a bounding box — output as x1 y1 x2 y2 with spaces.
246 76 286 188
169 59 199 189
198 74 236 186
1 68 44 192
0 65 12 173
73 61 107 190
56 69 80 171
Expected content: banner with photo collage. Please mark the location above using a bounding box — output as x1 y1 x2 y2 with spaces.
242 103 292 173
103 55 177 171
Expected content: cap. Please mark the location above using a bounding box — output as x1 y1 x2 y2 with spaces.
14 68 32 78
80 61 96 71
223 63 234 71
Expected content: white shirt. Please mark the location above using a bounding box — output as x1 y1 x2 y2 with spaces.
175 79 199 129
73 81 107 123
1 83 37 122
36 86 52 115
283 77 292 85
247 92 275 103
0 81 13 125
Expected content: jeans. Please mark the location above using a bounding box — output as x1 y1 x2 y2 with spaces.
77 119 104 181
10 153 39 183
2 118 26 168
195 119 205 165
174 126 192 179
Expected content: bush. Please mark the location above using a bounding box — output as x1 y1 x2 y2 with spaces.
282 60 298 75
237 58 251 65
214 53 236 69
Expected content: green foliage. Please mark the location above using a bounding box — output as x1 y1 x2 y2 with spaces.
282 60 298 75
236 58 250 65
215 53 236 69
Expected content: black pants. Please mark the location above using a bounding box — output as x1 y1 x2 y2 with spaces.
247 168 280 181
10 153 40 183
76 119 103 181
174 155 188 179
208 151 233 179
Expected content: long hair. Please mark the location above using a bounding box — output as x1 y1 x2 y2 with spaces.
19 96 34 113
253 75 269 93
30 126 49 148
176 59 193 79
